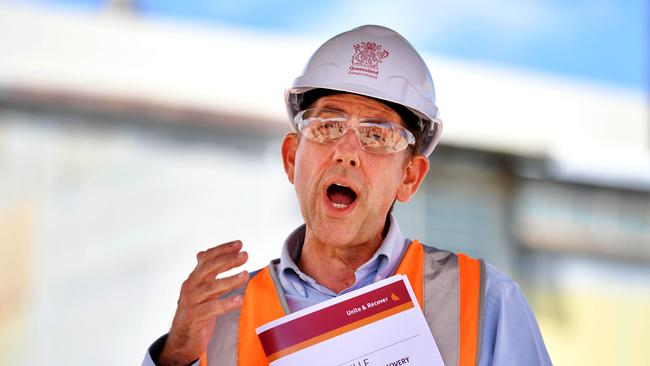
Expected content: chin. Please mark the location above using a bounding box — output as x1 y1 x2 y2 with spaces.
310 220 356 247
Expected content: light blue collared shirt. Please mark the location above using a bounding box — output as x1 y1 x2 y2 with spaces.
277 214 406 309
143 215 551 366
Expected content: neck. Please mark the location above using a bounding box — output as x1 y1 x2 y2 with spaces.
297 224 387 293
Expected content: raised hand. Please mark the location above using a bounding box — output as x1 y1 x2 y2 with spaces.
158 240 249 366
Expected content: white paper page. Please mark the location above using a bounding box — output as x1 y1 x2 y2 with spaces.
256 275 444 366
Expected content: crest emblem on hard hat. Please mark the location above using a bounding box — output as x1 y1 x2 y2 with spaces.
351 42 390 70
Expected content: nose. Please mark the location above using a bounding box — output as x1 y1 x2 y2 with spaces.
332 129 360 167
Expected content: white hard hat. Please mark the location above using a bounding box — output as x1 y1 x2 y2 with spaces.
286 24 442 156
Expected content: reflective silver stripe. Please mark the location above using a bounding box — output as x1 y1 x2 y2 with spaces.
268 259 291 314
207 261 287 366
422 246 486 366
422 245 460 366
206 267 259 366
391 239 413 275
207 306 240 366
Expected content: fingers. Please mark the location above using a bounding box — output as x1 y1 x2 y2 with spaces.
191 270 249 304
194 294 245 322
196 250 248 280
193 241 249 281
179 240 249 307
196 240 242 263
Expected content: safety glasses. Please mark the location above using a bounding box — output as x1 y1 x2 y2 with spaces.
294 108 416 154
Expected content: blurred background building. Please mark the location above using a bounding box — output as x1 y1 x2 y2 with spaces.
0 1 648 365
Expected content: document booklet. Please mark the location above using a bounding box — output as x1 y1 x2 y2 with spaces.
255 274 444 366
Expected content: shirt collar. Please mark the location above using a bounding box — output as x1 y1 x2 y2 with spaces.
278 213 407 297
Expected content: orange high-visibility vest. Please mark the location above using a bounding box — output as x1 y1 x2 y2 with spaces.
201 240 484 366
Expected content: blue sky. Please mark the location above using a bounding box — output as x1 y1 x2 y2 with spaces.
27 0 649 92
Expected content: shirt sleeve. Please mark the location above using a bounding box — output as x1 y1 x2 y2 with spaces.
478 264 553 366
141 334 201 366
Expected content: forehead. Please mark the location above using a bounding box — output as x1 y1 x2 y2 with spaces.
309 93 404 125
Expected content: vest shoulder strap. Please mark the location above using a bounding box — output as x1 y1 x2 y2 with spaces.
457 253 484 366
237 264 286 366
393 239 425 307
202 267 257 366
203 264 285 366
402 241 484 366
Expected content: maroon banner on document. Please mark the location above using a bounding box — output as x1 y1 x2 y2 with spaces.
257 279 412 357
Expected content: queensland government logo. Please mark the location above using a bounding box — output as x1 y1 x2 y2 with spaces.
348 41 390 79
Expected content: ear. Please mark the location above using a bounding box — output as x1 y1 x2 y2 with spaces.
281 132 298 184
396 154 429 202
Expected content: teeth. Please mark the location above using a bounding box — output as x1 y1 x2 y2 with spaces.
332 203 349 209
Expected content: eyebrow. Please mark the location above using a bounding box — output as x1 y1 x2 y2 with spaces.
315 102 395 120
317 102 347 112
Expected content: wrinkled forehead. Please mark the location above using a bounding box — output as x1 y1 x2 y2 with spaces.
309 93 405 126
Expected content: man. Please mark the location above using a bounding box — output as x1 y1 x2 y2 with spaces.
142 25 551 366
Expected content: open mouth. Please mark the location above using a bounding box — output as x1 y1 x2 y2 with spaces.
326 183 358 209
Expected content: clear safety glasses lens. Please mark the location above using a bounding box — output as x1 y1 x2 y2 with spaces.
294 108 415 154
